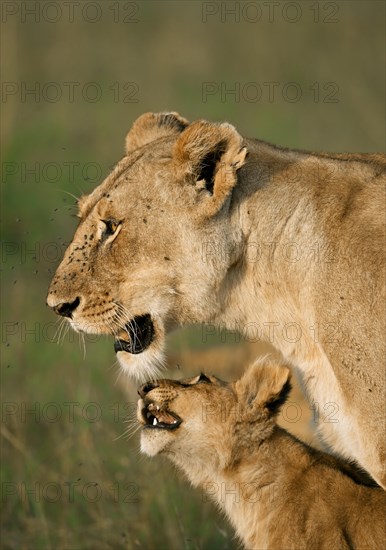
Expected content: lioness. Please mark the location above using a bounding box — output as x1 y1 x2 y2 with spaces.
46 112 386 486
137 360 386 550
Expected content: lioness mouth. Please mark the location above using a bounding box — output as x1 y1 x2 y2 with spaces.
114 313 155 355
141 402 182 430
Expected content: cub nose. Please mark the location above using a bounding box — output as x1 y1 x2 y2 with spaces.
53 297 80 318
138 382 159 398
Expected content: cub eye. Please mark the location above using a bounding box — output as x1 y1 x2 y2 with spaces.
101 220 121 241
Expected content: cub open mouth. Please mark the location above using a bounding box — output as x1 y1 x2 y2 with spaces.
141 402 182 430
114 313 155 355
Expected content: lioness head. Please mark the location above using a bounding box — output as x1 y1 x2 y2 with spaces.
137 359 291 467
47 112 247 380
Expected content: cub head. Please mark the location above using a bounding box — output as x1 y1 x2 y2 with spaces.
46 112 248 380
137 359 291 470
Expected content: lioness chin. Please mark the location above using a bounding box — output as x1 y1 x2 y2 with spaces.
47 112 386 487
138 360 386 550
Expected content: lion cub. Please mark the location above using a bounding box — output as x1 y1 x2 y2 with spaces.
137 360 385 549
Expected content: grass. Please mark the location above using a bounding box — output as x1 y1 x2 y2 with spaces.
1 327 253 549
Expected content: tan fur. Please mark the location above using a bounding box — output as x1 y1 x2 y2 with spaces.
47 112 386 486
138 361 386 550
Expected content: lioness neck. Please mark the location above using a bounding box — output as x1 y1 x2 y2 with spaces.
217 142 386 486
222 140 383 364
219 141 325 363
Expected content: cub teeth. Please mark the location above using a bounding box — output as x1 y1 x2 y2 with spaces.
153 418 158 426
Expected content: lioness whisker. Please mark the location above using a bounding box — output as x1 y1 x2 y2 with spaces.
53 317 65 344
61 323 70 345
78 331 86 359
59 318 68 344
105 318 119 339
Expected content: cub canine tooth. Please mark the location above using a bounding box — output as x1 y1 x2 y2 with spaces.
153 418 157 426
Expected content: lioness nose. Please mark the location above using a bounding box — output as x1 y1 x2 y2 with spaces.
53 297 80 318
138 382 159 398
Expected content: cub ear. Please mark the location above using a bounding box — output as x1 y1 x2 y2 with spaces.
125 112 189 154
235 360 291 417
173 121 248 216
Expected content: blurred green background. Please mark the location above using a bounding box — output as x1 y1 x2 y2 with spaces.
1 1 385 549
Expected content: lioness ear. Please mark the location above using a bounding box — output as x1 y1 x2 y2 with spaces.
125 112 189 154
173 121 248 216
235 360 291 416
